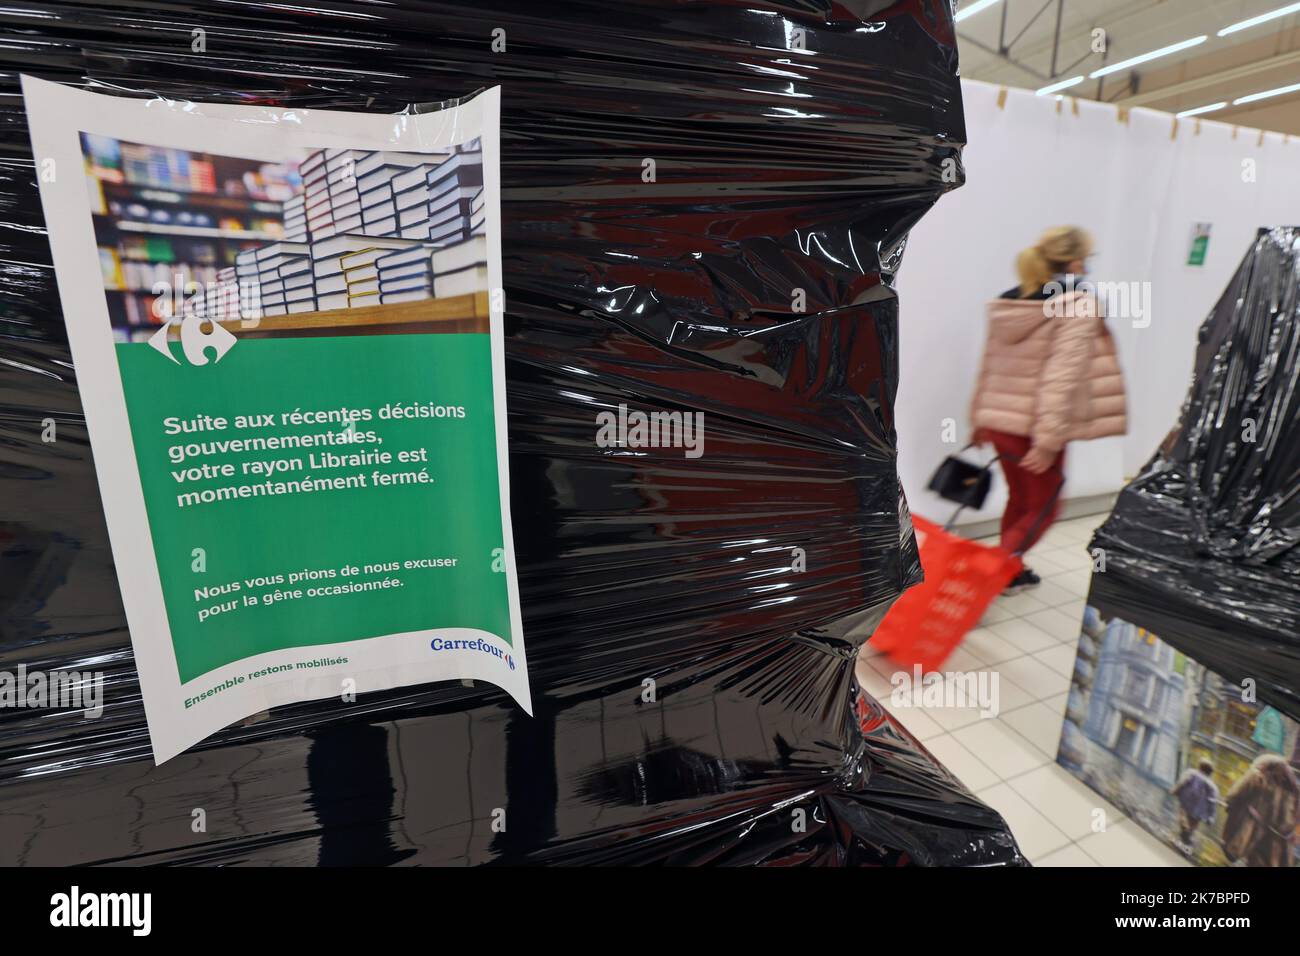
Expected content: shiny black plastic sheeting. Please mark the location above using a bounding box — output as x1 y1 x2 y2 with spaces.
0 1 1025 865
1092 227 1300 720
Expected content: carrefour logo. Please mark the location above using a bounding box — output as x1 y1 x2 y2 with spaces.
148 310 237 366
144 275 243 366
431 637 515 670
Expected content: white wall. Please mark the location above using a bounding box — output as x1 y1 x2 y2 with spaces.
896 80 1300 528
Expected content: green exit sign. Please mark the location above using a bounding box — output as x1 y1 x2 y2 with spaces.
1188 223 1212 266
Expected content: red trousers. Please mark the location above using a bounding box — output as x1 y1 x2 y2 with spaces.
988 430 1065 554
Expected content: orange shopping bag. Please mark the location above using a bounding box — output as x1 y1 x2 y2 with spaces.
869 516 1023 672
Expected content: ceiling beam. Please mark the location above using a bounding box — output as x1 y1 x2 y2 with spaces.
1113 49 1300 107
1006 0 1057 55
1049 0 1066 78
961 34 1052 82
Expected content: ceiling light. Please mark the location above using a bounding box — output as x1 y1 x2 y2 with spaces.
1219 3 1300 37
1089 36 1209 78
955 0 1002 23
1037 76 1085 96
1233 81 1300 105
1176 102 1227 118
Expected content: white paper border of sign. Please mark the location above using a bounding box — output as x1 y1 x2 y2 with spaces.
22 77 530 764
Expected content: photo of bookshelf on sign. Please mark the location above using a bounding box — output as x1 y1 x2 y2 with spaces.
81 133 488 343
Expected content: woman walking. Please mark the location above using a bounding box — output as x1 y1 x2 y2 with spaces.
969 226 1127 593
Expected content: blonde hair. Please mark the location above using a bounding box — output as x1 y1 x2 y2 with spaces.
1016 226 1094 297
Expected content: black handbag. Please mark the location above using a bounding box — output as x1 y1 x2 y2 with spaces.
927 443 994 509
926 444 1066 554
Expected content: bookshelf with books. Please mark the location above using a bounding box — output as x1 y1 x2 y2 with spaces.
81 133 299 340
84 135 489 338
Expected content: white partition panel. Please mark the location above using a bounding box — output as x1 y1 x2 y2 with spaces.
896 80 1300 530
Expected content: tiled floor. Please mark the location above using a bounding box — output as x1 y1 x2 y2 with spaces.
856 513 1188 867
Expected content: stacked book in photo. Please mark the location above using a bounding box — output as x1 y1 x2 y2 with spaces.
302 149 369 240
283 195 307 242
358 152 442 238
230 142 488 320
422 151 485 244
308 234 420 311
182 266 243 322
236 241 313 317
374 235 489 304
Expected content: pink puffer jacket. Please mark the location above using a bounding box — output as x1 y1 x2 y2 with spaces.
969 290 1127 452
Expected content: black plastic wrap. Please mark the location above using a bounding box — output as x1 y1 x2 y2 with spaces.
0 1 1026 865
1092 227 1300 720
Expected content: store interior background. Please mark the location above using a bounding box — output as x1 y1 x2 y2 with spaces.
873 0 1300 866
899 0 1300 528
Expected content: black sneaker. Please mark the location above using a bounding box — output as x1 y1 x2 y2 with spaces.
1003 568 1041 595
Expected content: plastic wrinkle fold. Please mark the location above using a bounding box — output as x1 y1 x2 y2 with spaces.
1092 227 1300 721
0 0 1025 865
